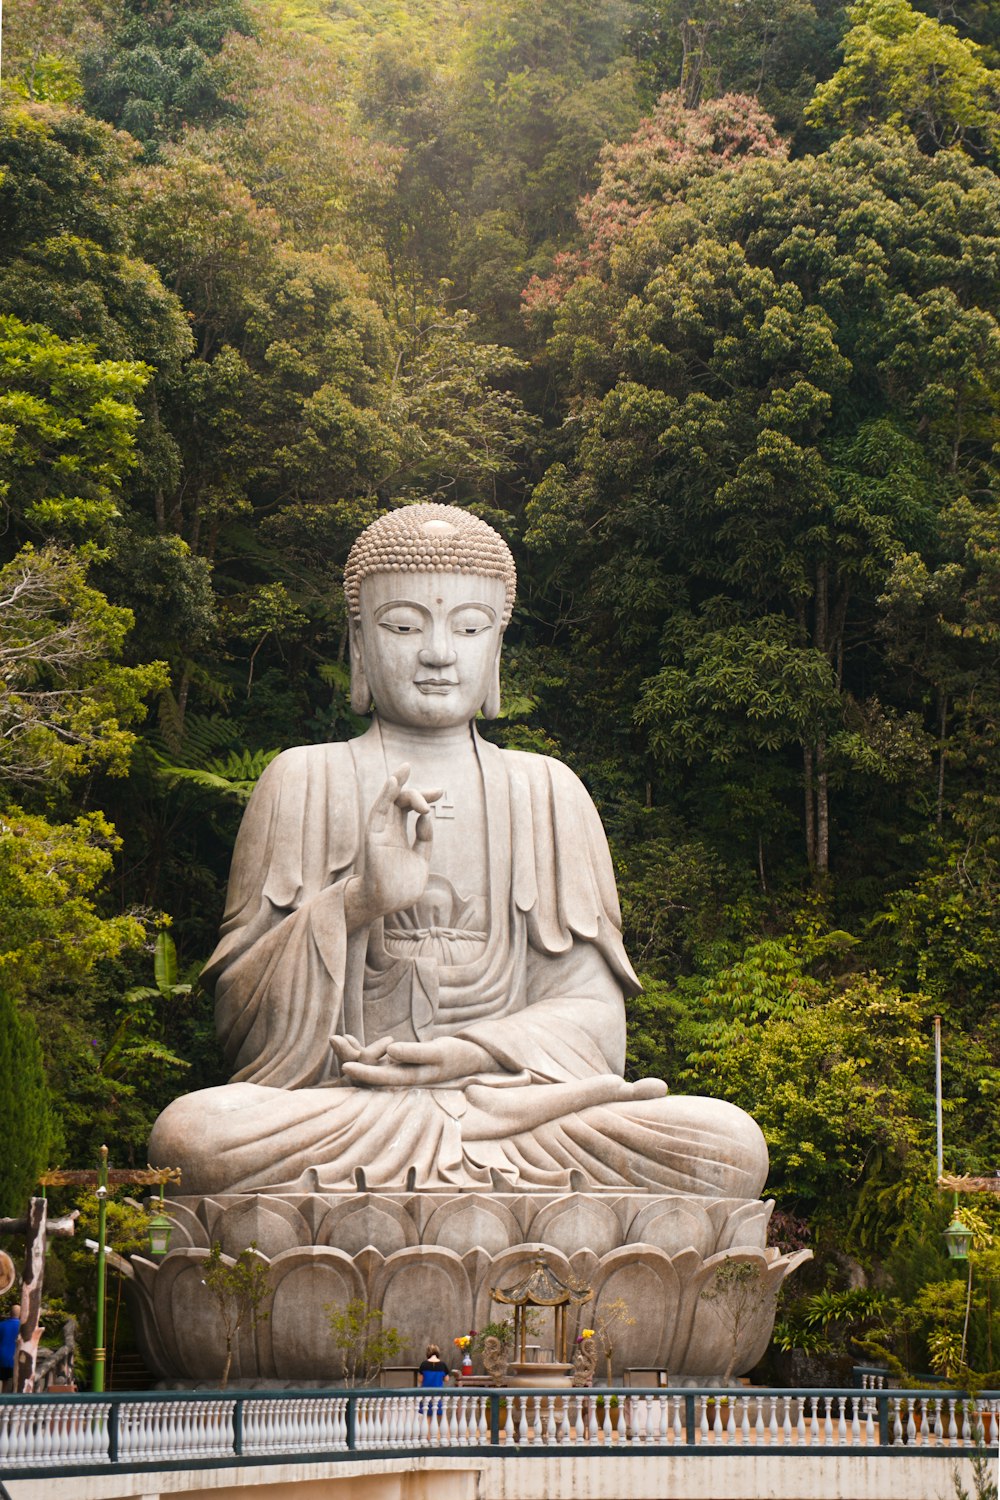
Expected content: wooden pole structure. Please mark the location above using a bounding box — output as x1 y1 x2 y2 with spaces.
16 1198 46 1395
0 1205 77 1393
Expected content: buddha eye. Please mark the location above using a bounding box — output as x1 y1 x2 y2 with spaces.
377 611 424 635
451 609 493 636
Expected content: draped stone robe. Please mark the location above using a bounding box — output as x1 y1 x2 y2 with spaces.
148 724 768 1198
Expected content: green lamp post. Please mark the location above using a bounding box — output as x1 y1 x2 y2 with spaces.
93 1147 110 1393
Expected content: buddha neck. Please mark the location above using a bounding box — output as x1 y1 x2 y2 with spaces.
375 716 479 757
374 715 487 890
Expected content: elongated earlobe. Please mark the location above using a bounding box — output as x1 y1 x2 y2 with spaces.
349 625 372 716
482 648 502 720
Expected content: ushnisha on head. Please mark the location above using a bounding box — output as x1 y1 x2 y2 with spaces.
344 503 516 625
345 504 516 723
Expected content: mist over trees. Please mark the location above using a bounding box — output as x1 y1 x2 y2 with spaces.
4 0 1000 1375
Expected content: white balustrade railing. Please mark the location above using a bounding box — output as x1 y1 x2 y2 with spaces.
116 1397 235 1462
0 1387 997 1474
241 1394 348 1454
0 1400 109 1468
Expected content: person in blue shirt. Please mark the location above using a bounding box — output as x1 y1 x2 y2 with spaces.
417 1344 449 1416
418 1344 448 1388
0 1305 20 1391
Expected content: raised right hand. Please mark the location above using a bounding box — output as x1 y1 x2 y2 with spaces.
343 764 442 930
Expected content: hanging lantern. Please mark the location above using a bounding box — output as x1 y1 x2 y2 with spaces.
147 1209 174 1258
944 1209 973 1261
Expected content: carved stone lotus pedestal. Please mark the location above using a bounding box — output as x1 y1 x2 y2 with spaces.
129 1190 811 1385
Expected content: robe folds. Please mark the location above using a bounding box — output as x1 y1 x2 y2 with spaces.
149 724 769 1198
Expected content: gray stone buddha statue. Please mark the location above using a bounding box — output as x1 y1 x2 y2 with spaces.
149 504 768 1200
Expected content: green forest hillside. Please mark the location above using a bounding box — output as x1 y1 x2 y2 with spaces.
264 0 469 54
4 0 1000 1378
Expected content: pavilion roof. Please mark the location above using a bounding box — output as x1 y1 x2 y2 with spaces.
490 1257 592 1308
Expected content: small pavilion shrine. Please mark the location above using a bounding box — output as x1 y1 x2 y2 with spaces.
490 1257 592 1366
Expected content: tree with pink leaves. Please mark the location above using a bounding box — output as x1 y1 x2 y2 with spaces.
523 91 787 313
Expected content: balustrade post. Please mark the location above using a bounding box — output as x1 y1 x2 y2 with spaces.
233 1398 243 1457
878 1393 889 1446
108 1399 119 1465
684 1393 696 1445
346 1394 357 1451
490 1393 501 1445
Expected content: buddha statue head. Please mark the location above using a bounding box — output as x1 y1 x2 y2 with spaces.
344 504 517 726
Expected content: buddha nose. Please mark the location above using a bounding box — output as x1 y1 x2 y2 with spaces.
419 622 457 667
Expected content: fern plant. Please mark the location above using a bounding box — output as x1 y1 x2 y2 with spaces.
141 713 281 805
98 932 192 1085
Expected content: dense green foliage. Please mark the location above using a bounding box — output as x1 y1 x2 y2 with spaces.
81 0 257 153
4 0 1000 1377
0 979 54 1214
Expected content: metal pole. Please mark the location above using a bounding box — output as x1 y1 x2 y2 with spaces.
961 1244 973 1369
93 1146 109 1393
935 1015 943 1181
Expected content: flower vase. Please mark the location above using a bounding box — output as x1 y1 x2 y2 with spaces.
462 1354 472 1376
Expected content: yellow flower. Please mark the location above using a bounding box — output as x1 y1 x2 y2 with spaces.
581 1328 595 1340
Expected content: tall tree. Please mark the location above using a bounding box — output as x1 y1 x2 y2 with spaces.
808 0 1000 157
80 0 256 156
524 90 787 312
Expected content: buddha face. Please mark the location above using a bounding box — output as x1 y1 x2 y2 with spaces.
351 570 505 728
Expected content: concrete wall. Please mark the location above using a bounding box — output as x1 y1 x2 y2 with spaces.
2 1451 988 1500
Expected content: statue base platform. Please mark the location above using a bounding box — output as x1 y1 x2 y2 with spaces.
129 1190 810 1383
506 1362 574 1388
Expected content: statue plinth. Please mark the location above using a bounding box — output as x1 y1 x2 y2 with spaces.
130 1190 810 1384
506 1362 574 1387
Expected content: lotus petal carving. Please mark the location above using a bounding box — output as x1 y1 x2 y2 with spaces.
130 1191 811 1382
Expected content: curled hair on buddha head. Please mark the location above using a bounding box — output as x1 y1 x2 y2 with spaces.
343 503 517 628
